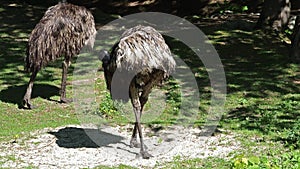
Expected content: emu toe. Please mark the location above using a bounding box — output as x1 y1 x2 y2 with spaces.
140 150 153 159
130 139 149 149
130 138 140 148
60 98 73 104
22 99 34 109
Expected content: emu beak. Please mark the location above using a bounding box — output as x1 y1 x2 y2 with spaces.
99 50 110 62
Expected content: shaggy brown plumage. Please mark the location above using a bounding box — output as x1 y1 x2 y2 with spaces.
23 2 96 109
100 25 176 158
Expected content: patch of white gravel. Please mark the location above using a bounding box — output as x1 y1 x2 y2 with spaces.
0 124 240 168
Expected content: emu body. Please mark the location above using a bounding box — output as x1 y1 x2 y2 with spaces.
100 25 176 158
23 2 96 109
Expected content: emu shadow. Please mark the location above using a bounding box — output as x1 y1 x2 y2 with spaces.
48 127 124 148
0 84 59 107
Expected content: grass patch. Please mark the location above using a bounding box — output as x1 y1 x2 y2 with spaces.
0 1 300 168
155 156 231 169
230 150 300 169
0 97 79 142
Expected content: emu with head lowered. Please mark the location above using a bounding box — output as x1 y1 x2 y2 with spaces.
23 2 96 109
99 25 176 158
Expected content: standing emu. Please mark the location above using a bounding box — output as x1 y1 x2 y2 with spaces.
99 25 176 158
23 2 96 109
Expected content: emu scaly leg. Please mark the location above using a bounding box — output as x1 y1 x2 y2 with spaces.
60 59 72 103
130 84 153 159
129 83 140 148
23 70 38 109
130 96 149 149
130 78 155 149
130 87 149 148
130 122 140 148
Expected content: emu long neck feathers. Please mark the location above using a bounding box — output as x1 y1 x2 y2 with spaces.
113 26 175 74
25 3 96 72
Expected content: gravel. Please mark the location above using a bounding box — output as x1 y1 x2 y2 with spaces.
0 124 240 168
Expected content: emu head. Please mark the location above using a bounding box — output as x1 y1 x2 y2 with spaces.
99 50 111 66
99 50 113 91
98 49 130 102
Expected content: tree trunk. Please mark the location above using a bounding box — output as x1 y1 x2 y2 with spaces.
256 0 291 31
290 16 300 62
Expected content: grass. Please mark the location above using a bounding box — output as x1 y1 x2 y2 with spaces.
152 156 230 169
0 97 78 141
0 1 80 142
1 1 300 168
201 22 300 169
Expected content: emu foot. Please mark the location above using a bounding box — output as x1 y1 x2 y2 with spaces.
140 150 153 159
60 98 73 104
22 98 34 109
130 138 148 149
130 138 140 148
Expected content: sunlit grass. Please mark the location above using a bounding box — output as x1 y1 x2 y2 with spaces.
0 2 300 168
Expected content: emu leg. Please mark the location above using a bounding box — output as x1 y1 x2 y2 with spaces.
130 95 150 148
130 123 140 148
130 84 153 159
23 70 38 109
130 87 149 148
130 96 149 148
60 59 71 103
133 102 153 159
130 74 159 149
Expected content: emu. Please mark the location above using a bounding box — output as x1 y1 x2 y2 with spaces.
23 2 96 109
99 25 176 158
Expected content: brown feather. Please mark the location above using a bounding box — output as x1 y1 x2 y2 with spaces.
101 25 176 158
114 25 175 74
103 25 176 100
25 3 96 72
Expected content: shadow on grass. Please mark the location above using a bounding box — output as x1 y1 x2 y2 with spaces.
0 0 116 88
48 127 124 148
198 21 300 141
0 84 60 107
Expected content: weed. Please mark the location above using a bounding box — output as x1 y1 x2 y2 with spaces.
231 150 300 169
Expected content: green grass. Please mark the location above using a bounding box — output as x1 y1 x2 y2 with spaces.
155 156 231 169
0 97 79 141
1 1 300 168
202 24 300 169
0 1 80 142
91 26 300 168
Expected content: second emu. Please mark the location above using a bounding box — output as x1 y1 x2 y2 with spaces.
23 2 96 109
100 25 176 158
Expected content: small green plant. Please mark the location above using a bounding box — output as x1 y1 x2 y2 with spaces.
217 1 249 14
241 6 248 12
283 118 300 148
231 154 272 169
231 150 300 169
98 92 120 119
